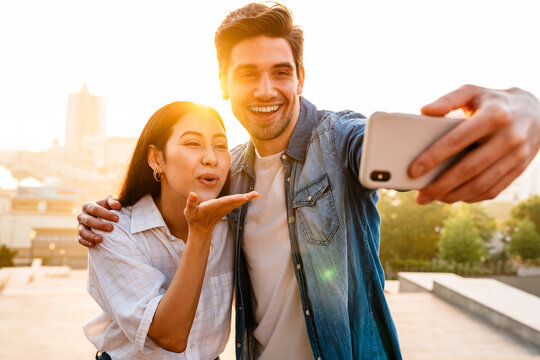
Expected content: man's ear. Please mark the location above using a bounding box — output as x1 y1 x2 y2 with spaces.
147 145 163 171
296 67 305 95
220 72 229 100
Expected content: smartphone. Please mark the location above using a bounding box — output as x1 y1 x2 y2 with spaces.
359 111 465 190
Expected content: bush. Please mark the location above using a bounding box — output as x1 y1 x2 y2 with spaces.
438 209 485 264
509 218 540 260
0 244 18 268
388 258 491 276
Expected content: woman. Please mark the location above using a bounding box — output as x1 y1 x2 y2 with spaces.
83 101 257 359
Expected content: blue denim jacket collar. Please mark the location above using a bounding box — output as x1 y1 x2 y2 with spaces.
285 97 317 162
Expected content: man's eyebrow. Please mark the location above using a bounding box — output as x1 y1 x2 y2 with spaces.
273 62 294 70
233 64 257 71
233 62 294 71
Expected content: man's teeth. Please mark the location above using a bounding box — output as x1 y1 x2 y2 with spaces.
250 105 279 113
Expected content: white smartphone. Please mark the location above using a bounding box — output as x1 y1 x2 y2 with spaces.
359 111 465 190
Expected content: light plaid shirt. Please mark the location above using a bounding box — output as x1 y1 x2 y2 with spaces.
84 194 233 360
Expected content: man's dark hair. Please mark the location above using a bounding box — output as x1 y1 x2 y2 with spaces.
214 2 304 79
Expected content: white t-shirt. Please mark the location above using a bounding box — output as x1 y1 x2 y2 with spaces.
242 151 313 360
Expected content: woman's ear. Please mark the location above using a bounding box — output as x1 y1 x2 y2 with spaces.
147 145 163 171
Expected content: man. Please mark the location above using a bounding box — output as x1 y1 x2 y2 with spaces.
78 3 540 359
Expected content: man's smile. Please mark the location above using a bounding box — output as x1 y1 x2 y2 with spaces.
248 105 280 113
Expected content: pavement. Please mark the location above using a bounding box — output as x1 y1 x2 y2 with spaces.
0 269 539 359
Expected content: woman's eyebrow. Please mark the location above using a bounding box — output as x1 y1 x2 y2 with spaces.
179 131 227 139
179 130 203 138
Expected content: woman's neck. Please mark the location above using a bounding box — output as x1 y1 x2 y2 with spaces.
154 190 189 241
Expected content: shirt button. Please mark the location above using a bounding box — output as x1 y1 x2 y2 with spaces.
281 154 287 160
296 264 301 270
305 310 310 316
286 177 291 183
238 225 243 230
288 216 295 224
238 306 243 310
307 195 312 201
249 186 254 191
237 343 242 348
190 344 195 350
317 357 322 360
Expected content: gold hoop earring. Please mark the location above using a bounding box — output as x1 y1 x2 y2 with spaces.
153 169 162 182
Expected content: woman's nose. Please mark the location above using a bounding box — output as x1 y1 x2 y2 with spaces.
202 148 218 166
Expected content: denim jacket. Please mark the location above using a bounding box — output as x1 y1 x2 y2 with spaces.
228 98 402 360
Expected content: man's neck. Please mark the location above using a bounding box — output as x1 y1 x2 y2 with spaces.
252 135 290 157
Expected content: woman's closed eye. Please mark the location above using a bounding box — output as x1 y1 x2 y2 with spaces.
184 141 201 148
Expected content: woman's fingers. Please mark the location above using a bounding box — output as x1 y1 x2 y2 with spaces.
202 191 259 218
184 192 200 219
186 191 259 225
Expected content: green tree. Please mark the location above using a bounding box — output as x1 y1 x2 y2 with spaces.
461 203 497 243
438 209 485 263
378 190 450 265
511 195 540 234
0 244 18 268
509 218 540 259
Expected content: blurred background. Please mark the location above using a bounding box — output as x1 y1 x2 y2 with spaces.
0 0 539 359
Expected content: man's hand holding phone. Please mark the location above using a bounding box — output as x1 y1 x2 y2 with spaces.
411 85 540 205
359 112 465 191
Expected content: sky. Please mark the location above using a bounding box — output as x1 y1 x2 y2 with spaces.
1 0 539 151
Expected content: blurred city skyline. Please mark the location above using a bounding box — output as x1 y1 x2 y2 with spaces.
1 0 540 152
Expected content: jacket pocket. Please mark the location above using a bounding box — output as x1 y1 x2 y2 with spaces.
293 174 340 246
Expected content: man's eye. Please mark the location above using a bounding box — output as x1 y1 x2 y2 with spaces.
238 72 255 79
185 142 200 147
216 144 228 149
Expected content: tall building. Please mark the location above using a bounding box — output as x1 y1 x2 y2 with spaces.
65 84 106 154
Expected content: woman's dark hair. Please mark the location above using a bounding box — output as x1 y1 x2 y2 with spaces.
214 2 304 79
117 101 228 207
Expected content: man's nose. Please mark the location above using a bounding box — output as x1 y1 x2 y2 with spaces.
253 74 277 99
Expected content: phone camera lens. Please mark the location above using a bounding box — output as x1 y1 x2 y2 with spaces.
370 171 390 182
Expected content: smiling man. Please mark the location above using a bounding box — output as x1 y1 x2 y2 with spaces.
213 5 399 358
221 35 303 157
78 2 540 360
